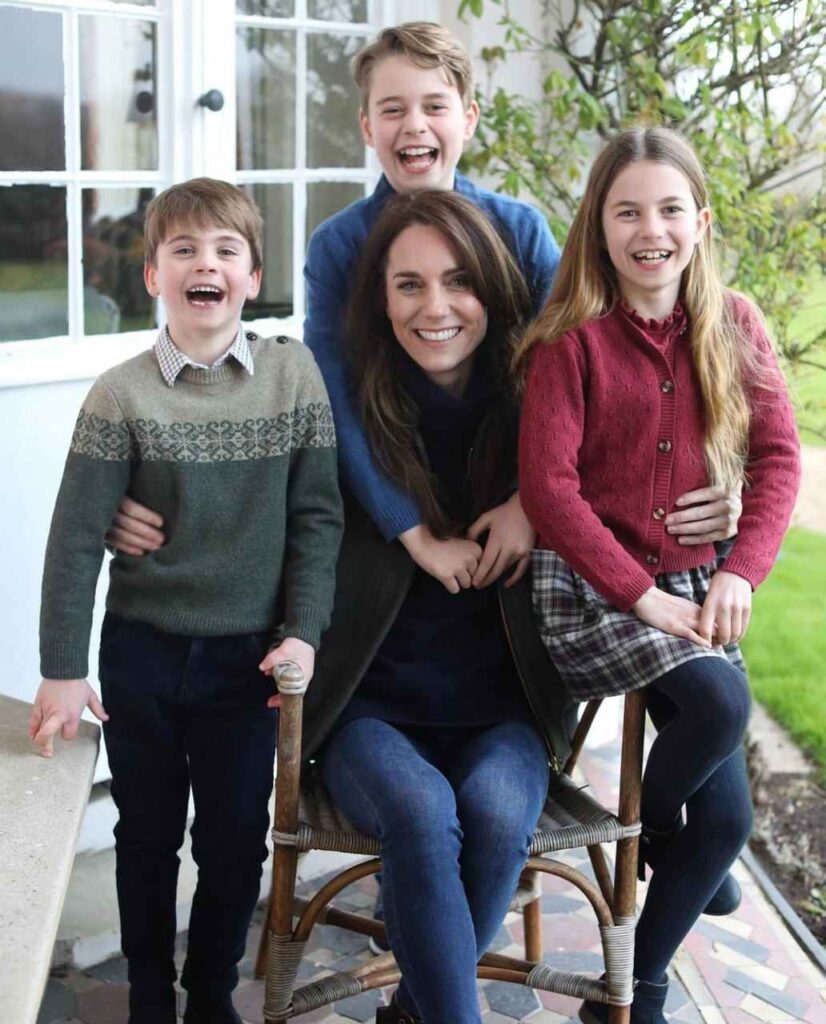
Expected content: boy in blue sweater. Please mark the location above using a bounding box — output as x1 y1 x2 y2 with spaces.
305 22 560 593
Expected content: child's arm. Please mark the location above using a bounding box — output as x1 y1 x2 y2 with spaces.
29 678 108 757
40 378 132 684
304 223 422 541
275 346 344 656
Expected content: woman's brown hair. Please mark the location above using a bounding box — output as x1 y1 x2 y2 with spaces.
346 190 532 537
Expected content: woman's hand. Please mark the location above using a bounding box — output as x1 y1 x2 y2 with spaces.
29 678 109 758
666 483 742 545
260 636 316 709
104 496 166 556
399 524 483 594
631 586 711 648
466 491 535 589
699 570 752 646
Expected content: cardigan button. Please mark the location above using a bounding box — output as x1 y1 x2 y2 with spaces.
658 440 672 453
660 379 674 393
245 331 258 342
276 335 289 344
652 508 665 520
645 554 659 565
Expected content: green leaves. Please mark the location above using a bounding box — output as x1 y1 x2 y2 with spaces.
458 0 826 430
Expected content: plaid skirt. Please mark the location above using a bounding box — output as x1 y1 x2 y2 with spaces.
531 549 746 701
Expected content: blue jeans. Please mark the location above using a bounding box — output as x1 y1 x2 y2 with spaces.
99 613 277 1021
322 717 549 1024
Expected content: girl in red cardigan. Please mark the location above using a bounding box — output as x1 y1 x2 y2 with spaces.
518 127 800 1024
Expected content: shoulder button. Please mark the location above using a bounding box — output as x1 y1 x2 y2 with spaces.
245 331 258 342
276 335 289 344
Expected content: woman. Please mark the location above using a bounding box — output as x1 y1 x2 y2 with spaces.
106 191 742 1023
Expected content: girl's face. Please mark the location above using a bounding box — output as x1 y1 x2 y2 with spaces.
601 159 710 319
385 223 488 396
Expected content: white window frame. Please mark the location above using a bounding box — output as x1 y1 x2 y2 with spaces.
0 0 436 389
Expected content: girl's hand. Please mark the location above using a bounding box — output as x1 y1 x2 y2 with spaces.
104 496 166 556
631 587 711 648
666 483 742 545
466 491 535 589
260 636 316 709
399 524 482 594
699 570 752 646
29 678 109 758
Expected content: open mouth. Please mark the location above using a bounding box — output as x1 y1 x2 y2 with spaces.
397 146 438 172
632 250 672 265
186 285 225 307
415 327 460 342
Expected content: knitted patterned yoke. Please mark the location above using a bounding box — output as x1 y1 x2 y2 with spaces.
40 336 343 680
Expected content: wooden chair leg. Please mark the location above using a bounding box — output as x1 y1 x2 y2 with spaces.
522 892 543 962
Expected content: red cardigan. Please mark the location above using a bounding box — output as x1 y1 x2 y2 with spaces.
519 296 801 611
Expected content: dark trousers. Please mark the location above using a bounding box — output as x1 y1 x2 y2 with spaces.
635 656 753 982
99 613 277 1015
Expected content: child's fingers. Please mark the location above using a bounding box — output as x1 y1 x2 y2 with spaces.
28 704 43 740
674 485 725 506
698 600 716 644
466 511 491 542
715 605 733 646
62 719 80 742
33 713 64 757
120 495 164 528
266 694 283 709
87 691 109 722
473 546 504 588
504 553 530 587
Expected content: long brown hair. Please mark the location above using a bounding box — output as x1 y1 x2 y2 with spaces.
516 127 762 491
347 190 531 537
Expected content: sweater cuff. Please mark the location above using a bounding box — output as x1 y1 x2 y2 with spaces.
612 567 657 613
40 641 89 681
717 554 762 591
279 607 327 652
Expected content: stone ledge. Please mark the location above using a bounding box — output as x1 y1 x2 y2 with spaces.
0 694 100 1024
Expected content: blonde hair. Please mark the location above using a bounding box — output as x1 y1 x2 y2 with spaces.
352 22 475 111
517 126 757 492
144 177 264 271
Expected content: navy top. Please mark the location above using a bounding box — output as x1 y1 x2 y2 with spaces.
338 356 530 729
304 172 560 540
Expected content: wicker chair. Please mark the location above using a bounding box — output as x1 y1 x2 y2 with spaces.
256 661 646 1024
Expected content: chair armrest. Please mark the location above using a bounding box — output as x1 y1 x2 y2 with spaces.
274 660 308 696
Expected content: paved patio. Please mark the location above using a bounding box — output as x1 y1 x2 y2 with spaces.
37 728 826 1024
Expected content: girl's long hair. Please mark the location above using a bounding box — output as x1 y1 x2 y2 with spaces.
516 126 758 492
346 190 532 537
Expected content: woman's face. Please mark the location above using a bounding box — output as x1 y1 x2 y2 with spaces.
385 223 488 397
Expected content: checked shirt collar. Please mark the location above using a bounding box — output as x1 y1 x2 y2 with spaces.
154 324 254 387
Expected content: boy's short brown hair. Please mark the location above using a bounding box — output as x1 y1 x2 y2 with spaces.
352 22 475 111
144 178 264 271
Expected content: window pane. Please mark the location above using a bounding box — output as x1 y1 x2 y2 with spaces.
110 0 156 5
0 186 68 342
79 16 158 172
308 0 367 20
83 189 155 336
0 8 64 171
307 34 363 168
237 0 294 15
307 182 364 241
237 29 296 171
244 185 292 319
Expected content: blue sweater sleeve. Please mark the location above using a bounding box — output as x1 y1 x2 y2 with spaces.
303 222 422 541
521 207 560 314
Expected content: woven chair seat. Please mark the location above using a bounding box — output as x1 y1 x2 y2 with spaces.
292 766 639 859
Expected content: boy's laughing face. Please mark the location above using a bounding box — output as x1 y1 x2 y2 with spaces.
144 222 261 352
360 55 479 194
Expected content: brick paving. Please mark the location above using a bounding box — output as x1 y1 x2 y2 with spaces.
38 733 826 1024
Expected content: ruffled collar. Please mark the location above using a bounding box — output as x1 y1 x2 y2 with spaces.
617 299 687 337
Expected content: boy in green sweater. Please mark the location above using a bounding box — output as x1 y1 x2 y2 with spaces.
30 178 343 1024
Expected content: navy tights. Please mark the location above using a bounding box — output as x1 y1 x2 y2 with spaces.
634 656 753 982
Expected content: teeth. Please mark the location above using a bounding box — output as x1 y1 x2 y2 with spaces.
400 147 435 157
417 327 460 341
633 251 670 262
188 285 222 294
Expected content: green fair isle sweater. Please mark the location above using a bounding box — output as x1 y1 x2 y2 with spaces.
40 334 343 680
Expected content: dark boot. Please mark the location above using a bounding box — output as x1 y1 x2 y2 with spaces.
579 976 669 1024
182 994 242 1024
638 824 741 916
376 992 422 1023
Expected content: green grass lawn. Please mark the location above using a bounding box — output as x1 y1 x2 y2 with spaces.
742 528 826 775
